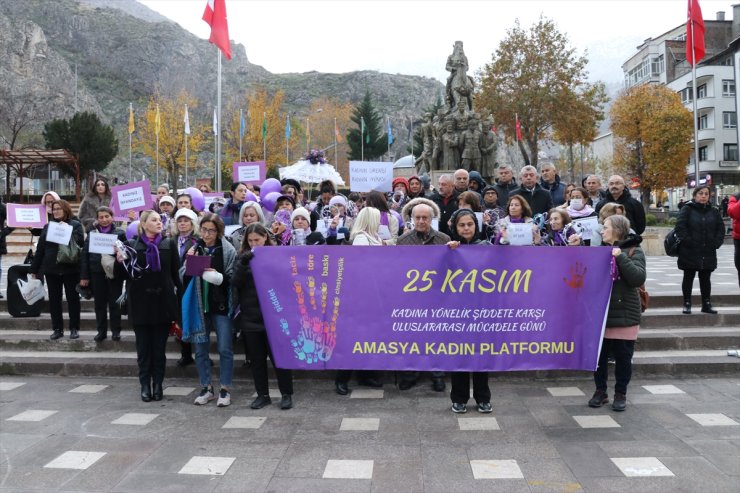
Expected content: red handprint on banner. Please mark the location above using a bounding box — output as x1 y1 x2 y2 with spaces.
563 262 587 289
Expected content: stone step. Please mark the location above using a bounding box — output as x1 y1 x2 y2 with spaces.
0 349 737 380
0 306 736 331
0 327 737 353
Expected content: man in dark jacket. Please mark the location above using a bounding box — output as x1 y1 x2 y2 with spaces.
540 163 567 206
493 165 518 208
429 174 459 237
510 165 553 215
585 175 608 208
595 175 646 235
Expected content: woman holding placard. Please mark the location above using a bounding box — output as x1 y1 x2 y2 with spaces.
116 210 181 402
78 178 112 232
80 206 127 341
171 208 200 367
184 213 236 407
494 195 541 246
30 199 84 340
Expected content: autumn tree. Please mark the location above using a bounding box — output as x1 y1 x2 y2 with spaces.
552 85 608 182
43 111 118 198
135 90 207 190
610 84 692 210
347 92 391 161
476 16 605 169
298 98 354 177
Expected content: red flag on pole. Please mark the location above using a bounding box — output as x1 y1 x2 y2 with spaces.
515 114 522 141
686 0 705 66
203 0 232 60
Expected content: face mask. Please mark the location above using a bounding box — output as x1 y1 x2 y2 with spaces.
570 198 584 210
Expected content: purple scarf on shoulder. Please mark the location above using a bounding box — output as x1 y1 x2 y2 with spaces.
141 234 163 272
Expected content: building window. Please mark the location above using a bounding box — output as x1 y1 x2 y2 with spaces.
723 112 737 128
679 87 693 104
697 84 707 98
724 144 738 161
650 55 665 75
722 80 735 96
699 146 708 161
720 57 734 66
698 114 708 129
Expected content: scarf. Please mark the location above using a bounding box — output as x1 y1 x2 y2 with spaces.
141 234 163 272
178 234 195 258
97 224 113 234
567 205 595 218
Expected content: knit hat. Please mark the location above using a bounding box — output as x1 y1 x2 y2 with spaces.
159 196 176 207
328 195 347 208
276 195 297 209
392 177 410 192
174 208 197 223
291 207 311 224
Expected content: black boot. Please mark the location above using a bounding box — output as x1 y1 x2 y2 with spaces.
141 384 152 402
94 331 107 342
701 299 718 314
50 330 63 340
152 382 163 401
682 301 691 314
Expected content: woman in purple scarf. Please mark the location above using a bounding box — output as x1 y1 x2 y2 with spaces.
116 210 181 402
80 206 127 341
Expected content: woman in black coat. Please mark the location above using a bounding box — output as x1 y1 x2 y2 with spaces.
116 210 181 402
232 223 294 410
675 186 725 314
29 199 85 340
79 206 127 342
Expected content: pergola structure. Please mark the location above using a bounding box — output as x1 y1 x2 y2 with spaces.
0 149 80 201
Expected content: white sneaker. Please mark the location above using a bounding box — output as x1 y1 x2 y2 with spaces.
216 389 231 407
194 386 215 405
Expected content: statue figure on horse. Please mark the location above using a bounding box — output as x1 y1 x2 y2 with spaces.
445 41 475 111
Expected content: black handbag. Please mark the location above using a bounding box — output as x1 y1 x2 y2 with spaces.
663 228 680 257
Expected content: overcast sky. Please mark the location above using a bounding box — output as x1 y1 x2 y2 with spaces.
140 0 735 84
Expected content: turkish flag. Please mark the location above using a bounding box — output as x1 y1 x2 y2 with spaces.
203 0 232 60
686 0 705 66
515 115 522 141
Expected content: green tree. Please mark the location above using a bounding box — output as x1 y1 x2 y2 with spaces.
477 16 605 169
43 111 118 198
610 84 692 210
347 92 391 161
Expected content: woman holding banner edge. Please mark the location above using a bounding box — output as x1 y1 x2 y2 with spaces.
446 209 492 413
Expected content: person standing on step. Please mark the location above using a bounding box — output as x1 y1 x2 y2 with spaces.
29 199 84 341
675 185 725 314
79 207 127 341
78 178 112 232
588 215 645 412
171 208 200 368
233 223 294 410
116 210 181 402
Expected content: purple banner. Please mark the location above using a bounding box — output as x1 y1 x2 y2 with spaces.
251 246 613 372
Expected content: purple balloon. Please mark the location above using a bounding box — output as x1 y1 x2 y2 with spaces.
184 187 205 211
261 178 282 196
390 210 404 233
245 191 258 203
126 220 140 240
261 191 281 212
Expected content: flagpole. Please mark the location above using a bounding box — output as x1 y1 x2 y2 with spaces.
690 13 701 187
216 50 222 192
306 117 310 154
263 111 266 162
361 116 365 162
156 104 159 186
286 115 289 164
410 116 414 159
185 104 189 187
334 117 338 166
239 108 243 161
387 116 391 160
128 103 132 182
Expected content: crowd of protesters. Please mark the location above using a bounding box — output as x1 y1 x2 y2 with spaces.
5 160 730 415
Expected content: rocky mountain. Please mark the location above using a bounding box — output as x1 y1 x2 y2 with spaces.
0 0 442 173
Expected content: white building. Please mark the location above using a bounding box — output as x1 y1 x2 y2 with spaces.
618 7 739 203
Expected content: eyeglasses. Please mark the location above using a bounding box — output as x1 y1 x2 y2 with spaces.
52 207 63 211
45 201 55 205
201 227 217 234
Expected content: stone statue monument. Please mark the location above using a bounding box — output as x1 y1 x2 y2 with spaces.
445 41 475 111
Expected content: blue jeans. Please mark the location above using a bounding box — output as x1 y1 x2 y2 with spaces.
195 313 234 389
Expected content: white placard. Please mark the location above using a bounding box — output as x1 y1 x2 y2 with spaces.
12 207 41 224
88 232 118 255
378 224 392 240
117 187 146 211
475 212 484 230
224 225 241 236
573 216 599 241
506 222 533 246
237 165 261 182
46 222 73 245
349 161 393 192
